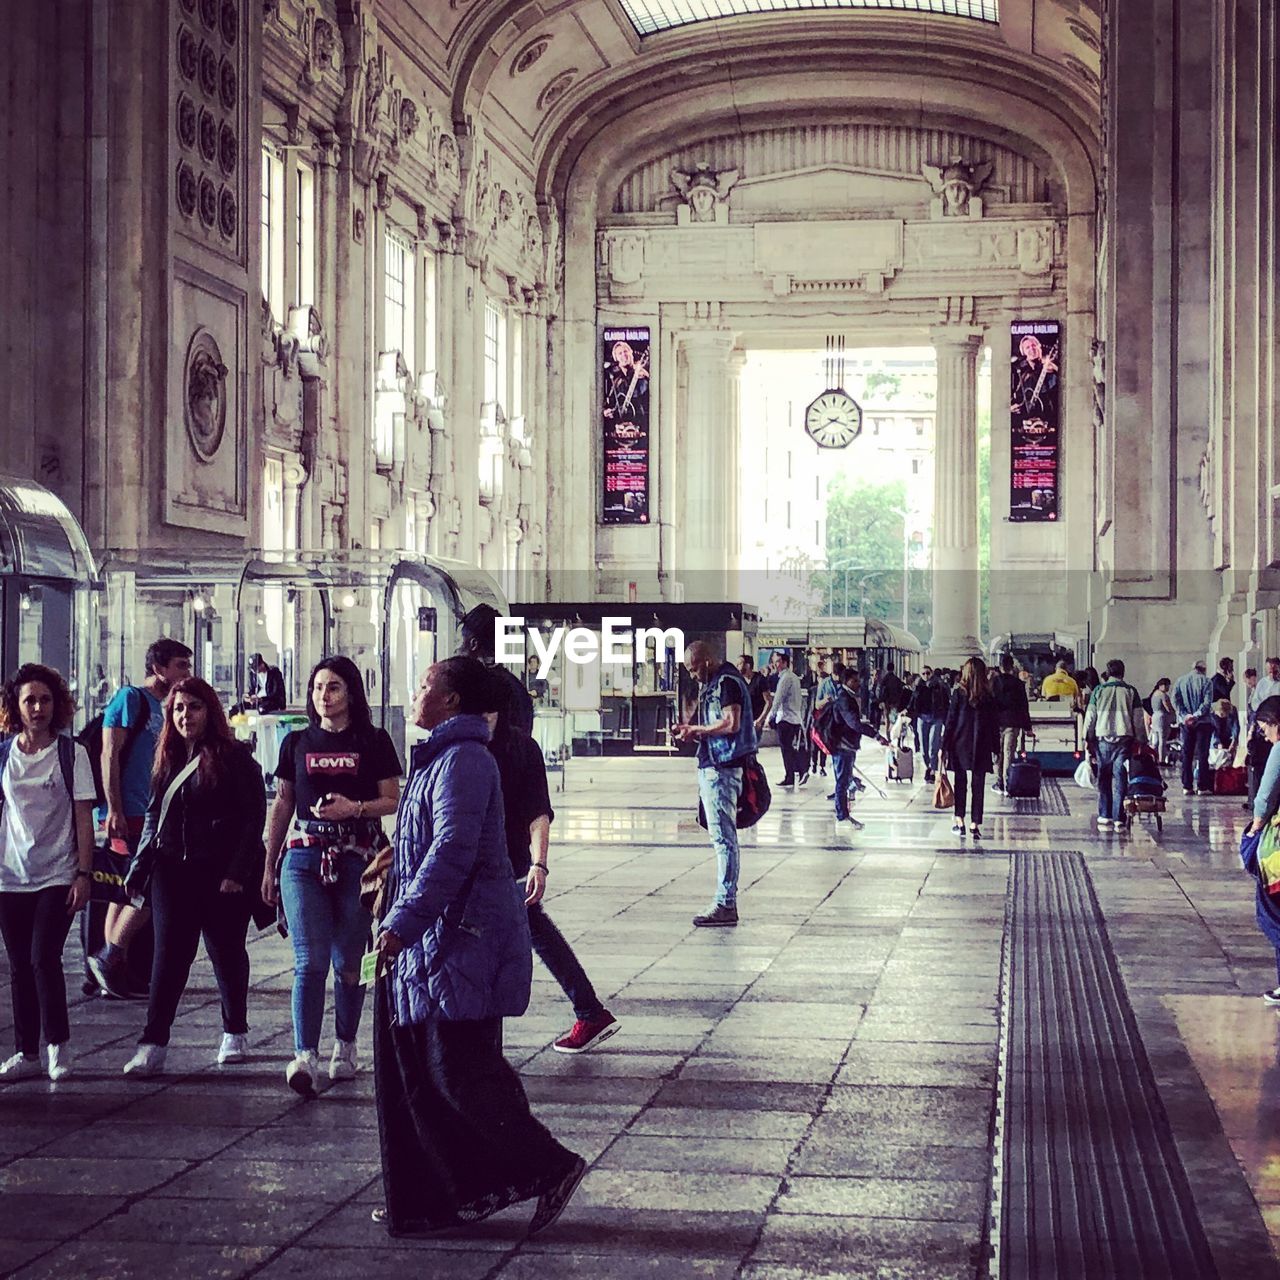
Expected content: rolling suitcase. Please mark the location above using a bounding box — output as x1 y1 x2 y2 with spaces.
1006 757 1042 799
886 747 914 782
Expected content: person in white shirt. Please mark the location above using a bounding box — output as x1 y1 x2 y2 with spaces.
1252 657 1280 712
761 652 807 787
0 664 96 1082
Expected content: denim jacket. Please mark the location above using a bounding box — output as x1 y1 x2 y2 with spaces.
696 664 759 769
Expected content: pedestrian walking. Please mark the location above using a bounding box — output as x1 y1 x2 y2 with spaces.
941 658 1000 840
1147 678 1176 765
121 678 268 1075
486 684 619 1054
262 656 402 1095
1082 659 1147 831
990 653 1032 793
372 657 585 1238
0 665 95 1081
761 652 807 787
828 669 887 829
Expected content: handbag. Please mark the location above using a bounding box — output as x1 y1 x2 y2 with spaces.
123 753 203 905
696 756 772 831
1259 819 1280 898
359 845 394 918
88 841 132 904
1208 743 1233 771
1074 757 1098 789
932 770 955 809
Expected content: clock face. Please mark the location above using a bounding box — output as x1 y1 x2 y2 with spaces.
804 389 862 449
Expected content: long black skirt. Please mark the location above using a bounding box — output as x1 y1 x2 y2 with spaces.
373 978 579 1236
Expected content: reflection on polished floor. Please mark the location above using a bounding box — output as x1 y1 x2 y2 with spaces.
2 755 1279 1277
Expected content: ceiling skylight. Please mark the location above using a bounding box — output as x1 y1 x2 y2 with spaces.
618 0 998 37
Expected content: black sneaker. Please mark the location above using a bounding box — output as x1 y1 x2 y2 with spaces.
528 1156 588 1237
88 948 132 1001
777 777 794 788
693 904 739 928
797 771 810 786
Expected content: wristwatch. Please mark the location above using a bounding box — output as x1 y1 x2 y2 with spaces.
532 863 549 874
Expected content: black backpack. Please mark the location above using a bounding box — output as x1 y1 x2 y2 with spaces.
77 687 150 808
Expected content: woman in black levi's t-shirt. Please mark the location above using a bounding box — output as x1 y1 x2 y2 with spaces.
262 656 402 1097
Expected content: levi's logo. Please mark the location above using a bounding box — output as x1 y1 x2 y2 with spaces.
305 752 359 774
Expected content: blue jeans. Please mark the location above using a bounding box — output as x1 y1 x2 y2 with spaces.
1096 738 1132 821
698 765 743 908
279 847 371 1054
918 717 941 772
833 751 858 820
1180 722 1212 792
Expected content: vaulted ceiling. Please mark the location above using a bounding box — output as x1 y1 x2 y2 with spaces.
419 0 1101 207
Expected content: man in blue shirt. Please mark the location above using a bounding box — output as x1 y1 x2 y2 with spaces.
1172 659 1214 796
89 638 192 999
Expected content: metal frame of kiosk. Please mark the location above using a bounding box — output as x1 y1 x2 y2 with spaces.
507 602 758 758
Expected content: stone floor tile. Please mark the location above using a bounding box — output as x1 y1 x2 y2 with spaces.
154 1157 381 1201
11 1240 274 1279
91 1196 333 1246
253 1245 498 1278
574 1168 781 1213
595 1134 798 1175
777 1175 986 1225
0 1155 189 1196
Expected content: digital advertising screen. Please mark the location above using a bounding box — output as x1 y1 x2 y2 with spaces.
1009 320 1061 522
600 326 651 525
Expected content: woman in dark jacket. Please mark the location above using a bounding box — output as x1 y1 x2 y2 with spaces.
373 657 584 1239
122 678 266 1075
941 657 1000 841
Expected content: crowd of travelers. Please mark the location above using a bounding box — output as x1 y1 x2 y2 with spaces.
5 617 1280 1231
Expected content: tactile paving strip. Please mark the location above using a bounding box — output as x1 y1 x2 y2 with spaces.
1008 777 1071 817
991 849 1217 1278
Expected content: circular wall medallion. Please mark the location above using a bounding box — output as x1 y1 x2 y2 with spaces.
198 175 218 228
219 58 237 110
220 0 238 46
218 122 237 175
176 94 197 149
537 70 576 113
177 26 198 80
198 108 217 162
184 329 228 461
218 186 237 239
176 161 197 218
511 36 550 77
199 42 218 96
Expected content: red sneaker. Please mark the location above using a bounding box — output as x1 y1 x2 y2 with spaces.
552 1011 620 1055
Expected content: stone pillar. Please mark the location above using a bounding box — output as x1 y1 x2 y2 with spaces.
726 347 747 597
678 329 737 598
929 329 983 664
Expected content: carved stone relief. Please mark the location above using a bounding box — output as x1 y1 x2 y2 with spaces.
671 163 739 225
173 0 240 253
399 97 419 142
511 37 550 76
184 329 229 461
438 133 460 186
921 157 993 219
537 70 575 112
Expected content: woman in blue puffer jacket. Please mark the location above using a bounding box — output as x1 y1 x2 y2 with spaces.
371 656 584 1239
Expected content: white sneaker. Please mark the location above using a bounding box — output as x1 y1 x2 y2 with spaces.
217 1033 248 1065
123 1044 167 1077
329 1039 358 1081
0 1052 42 1081
286 1050 319 1096
1097 817 1114 829
47 1043 72 1081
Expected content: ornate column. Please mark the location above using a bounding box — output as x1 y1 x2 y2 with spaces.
678 329 737 596
929 328 983 664
726 347 747 596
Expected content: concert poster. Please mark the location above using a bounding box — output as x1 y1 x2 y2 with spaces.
1009 320 1061 522
600 326 651 525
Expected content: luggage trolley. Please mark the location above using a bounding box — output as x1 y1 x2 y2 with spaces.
1123 752 1167 833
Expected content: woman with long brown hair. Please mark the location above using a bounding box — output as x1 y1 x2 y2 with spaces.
941 657 1000 840
121 678 267 1075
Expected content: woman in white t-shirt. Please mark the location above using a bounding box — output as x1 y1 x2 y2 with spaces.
0 664 96 1082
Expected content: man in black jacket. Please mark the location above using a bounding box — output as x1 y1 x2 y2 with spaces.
990 653 1033 792
830 670 888 828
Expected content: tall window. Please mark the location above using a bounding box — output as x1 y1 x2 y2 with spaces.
421 251 437 384
384 227 415 366
510 315 523 421
294 161 315 308
260 147 285 322
483 300 507 410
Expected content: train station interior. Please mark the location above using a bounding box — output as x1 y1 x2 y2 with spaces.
2 0 1280 1276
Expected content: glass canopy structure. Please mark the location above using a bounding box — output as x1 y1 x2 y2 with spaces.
618 0 998 36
